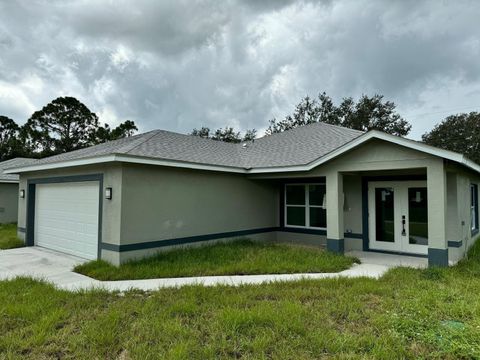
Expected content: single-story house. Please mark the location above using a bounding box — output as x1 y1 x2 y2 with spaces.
5 122 480 267
0 158 36 224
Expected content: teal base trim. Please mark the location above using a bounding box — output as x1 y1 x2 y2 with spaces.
102 227 279 252
344 232 363 239
368 249 427 258
428 248 449 267
280 227 326 235
327 238 344 253
448 240 463 248
279 228 362 240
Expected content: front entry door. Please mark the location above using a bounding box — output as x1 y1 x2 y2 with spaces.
368 181 428 255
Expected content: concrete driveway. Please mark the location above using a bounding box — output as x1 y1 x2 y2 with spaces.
0 246 94 287
0 247 427 292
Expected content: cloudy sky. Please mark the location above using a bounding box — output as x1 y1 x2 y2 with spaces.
1 0 479 139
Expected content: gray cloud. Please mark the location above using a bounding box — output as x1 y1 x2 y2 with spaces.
0 0 479 138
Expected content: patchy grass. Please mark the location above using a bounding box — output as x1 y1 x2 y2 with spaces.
3 241 480 358
75 239 358 280
0 223 23 249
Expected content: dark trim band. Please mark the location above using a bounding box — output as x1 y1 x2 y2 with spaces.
101 227 279 252
28 174 104 185
367 249 428 258
327 238 344 253
100 227 362 253
448 240 463 248
344 232 363 239
18 227 26 233
279 227 326 235
428 248 449 267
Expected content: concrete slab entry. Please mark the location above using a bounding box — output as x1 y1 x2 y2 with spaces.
346 250 428 269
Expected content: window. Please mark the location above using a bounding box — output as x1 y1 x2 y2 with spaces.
285 184 326 228
471 183 478 233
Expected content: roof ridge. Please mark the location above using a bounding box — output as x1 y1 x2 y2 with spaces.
123 130 162 155
251 121 364 143
159 128 243 147
317 121 364 134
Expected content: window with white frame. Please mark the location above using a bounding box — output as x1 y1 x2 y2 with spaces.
471 183 478 233
285 184 326 228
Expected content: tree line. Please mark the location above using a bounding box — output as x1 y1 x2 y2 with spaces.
0 96 138 161
192 92 480 164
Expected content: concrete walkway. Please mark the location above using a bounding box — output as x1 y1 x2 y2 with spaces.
0 247 428 292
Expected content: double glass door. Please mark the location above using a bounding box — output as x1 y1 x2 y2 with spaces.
368 181 428 255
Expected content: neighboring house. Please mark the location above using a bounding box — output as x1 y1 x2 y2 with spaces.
0 158 37 224
5 122 480 267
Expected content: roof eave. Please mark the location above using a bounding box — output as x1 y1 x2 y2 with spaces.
4 154 247 174
4 130 480 176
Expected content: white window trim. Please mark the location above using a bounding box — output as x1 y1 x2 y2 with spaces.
284 183 326 230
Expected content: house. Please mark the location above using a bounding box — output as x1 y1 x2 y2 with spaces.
5 122 480 267
0 158 36 224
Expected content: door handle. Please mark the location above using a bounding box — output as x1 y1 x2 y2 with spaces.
401 215 406 236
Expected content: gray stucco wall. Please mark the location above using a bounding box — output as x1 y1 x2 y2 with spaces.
118 163 279 263
0 182 19 224
445 164 480 263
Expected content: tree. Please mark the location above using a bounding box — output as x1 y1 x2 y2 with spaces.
23 96 100 156
0 116 26 161
23 96 138 156
266 92 411 136
93 120 139 143
422 112 480 163
212 127 241 143
191 126 256 143
191 127 211 139
243 129 257 142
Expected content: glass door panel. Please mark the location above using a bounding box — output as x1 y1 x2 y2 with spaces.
408 187 428 245
369 182 401 252
375 188 395 242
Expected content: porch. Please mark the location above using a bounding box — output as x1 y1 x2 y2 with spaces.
266 155 474 267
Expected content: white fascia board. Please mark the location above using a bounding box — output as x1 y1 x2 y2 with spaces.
4 154 247 174
3 155 117 174
0 180 19 184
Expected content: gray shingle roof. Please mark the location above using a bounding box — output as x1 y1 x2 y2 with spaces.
0 158 37 181
242 122 363 168
6 122 364 171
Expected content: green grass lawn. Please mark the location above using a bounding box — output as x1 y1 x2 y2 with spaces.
0 223 24 249
75 239 359 280
3 242 480 359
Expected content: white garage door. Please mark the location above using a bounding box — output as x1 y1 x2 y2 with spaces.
35 181 100 260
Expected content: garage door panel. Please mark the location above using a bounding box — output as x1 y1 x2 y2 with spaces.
35 182 100 260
